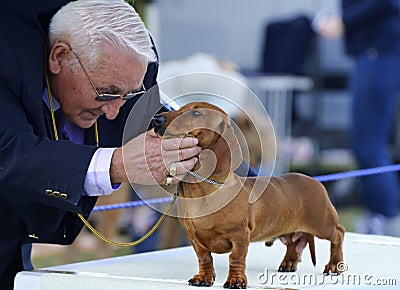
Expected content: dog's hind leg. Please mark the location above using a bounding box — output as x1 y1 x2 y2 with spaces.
323 224 345 275
278 233 301 272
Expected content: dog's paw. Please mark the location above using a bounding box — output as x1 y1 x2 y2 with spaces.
278 259 299 272
223 275 247 289
264 240 275 247
323 261 345 275
188 273 215 287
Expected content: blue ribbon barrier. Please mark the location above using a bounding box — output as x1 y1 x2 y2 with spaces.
93 164 400 212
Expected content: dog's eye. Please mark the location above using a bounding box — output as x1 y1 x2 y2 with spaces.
191 110 202 117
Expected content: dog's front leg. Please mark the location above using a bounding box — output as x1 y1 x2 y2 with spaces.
224 239 249 289
188 239 216 287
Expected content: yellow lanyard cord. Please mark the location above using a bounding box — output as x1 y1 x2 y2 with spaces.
78 192 178 247
45 69 177 247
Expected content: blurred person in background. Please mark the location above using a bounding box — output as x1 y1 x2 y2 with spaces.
315 0 400 235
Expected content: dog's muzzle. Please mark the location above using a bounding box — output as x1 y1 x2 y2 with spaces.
151 114 166 135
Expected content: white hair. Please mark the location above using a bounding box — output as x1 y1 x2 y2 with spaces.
48 0 156 70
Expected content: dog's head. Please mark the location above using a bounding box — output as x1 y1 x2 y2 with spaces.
152 102 242 172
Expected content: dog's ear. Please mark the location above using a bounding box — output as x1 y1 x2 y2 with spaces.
214 117 243 172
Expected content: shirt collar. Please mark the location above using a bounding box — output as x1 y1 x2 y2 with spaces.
42 88 60 111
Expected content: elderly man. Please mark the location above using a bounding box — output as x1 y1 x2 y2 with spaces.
0 0 199 288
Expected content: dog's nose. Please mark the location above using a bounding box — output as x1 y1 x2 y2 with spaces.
151 114 166 135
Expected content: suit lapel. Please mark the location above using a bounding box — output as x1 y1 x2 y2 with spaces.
84 126 97 146
42 101 57 140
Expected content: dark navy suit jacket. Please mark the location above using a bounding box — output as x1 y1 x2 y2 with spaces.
342 0 400 56
0 0 160 286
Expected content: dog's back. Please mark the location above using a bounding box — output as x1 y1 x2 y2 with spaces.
246 173 339 243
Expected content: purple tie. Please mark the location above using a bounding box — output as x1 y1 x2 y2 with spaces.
63 118 84 145
55 110 84 144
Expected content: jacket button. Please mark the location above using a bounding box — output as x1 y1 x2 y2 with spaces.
60 193 68 200
28 234 39 240
53 191 61 198
45 189 53 196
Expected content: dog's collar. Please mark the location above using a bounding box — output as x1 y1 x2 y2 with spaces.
186 170 224 186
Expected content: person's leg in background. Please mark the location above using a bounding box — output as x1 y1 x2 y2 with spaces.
350 50 400 235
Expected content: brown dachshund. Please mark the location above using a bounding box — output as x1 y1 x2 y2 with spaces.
152 102 345 289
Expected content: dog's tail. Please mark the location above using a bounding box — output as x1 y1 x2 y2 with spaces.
307 234 316 266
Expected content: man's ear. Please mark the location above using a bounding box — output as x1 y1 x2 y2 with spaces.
48 42 70 75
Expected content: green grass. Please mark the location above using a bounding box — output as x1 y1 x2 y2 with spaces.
32 243 132 269
337 206 364 232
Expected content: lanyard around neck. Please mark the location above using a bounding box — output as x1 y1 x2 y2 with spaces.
45 70 99 146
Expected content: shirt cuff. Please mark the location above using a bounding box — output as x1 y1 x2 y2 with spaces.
83 148 121 196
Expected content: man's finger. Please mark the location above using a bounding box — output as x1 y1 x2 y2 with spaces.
162 137 199 150
162 146 202 163
148 128 199 149
180 157 199 172
166 157 199 177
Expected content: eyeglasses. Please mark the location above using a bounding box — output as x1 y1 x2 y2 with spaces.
67 44 146 102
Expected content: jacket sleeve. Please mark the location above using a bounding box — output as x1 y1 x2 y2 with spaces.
342 0 395 28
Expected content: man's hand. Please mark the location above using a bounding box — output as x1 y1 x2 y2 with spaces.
110 129 201 185
314 14 344 40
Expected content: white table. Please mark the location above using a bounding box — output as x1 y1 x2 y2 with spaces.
15 232 399 289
